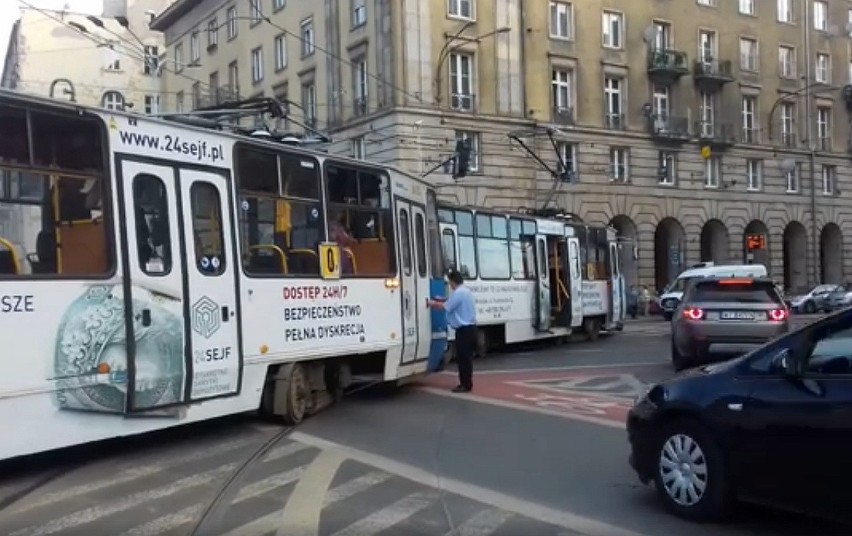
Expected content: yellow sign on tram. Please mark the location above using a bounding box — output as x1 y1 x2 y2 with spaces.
319 242 341 279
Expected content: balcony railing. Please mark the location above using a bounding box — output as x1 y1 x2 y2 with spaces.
195 85 240 109
647 114 690 140
818 136 832 151
552 106 574 126
647 49 689 79
353 96 367 117
695 121 736 145
604 113 625 130
780 131 797 148
741 127 761 144
450 93 476 112
693 59 734 89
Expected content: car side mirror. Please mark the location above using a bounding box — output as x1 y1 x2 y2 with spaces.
773 348 798 377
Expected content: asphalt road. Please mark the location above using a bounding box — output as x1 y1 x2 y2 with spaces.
0 313 844 536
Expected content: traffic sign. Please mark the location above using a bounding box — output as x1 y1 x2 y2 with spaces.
745 234 766 251
700 145 711 160
319 242 341 279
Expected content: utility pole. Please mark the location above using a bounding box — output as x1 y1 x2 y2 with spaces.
803 0 818 290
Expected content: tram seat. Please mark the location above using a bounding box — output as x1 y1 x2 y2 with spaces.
346 240 387 275
342 248 357 274
288 248 319 273
246 244 288 274
0 237 19 275
28 231 57 274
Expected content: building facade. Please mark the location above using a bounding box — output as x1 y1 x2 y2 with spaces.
1 0 171 113
152 0 852 293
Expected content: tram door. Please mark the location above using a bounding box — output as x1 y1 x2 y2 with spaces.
567 237 584 328
533 234 552 331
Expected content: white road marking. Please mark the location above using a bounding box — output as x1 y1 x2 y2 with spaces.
454 508 514 536
275 450 345 536
235 466 307 500
10 464 238 536
290 432 649 536
220 467 393 536
328 491 436 536
418 387 626 429
264 441 311 462
6 436 260 515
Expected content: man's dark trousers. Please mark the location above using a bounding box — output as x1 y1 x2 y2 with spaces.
454 325 476 390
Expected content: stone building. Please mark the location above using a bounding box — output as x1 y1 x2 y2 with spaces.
152 0 852 292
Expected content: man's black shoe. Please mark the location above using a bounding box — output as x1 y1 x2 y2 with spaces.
452 386 471 393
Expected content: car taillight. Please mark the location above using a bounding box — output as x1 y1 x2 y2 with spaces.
769 309 788 321
683 307 704 320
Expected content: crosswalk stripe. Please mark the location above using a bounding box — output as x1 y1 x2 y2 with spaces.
264 442 311 462
454 508 514 536
220 470 394 536
6 437 260 515
328 492 436 536
10 464 238 536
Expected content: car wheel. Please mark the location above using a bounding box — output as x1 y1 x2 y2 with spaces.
804 301 816 314
653 419 734 523
671 339 688 371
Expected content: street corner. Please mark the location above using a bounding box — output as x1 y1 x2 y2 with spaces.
416 364 669 428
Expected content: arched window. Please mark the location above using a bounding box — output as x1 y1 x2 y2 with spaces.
101 91 126 111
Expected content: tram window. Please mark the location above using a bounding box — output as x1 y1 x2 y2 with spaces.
441 228 457 272
399 209 412 276
414 212 427 277
509 217 535 280
190 182 225 276
325 163 396 276
426 192 444 277
0 107 29 164
31 111 103 173
438 208 454 224
452 209 477 278
475 214 510 280
538 240 547 280
235 147 278 194
455 211 474 235
237 146 323 277
132 174 172 275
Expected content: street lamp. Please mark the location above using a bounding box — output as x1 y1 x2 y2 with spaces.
434 25 511 106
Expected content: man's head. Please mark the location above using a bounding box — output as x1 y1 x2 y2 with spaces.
447 269 464 289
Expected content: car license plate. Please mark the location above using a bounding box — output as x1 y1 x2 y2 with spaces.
720 311 754 320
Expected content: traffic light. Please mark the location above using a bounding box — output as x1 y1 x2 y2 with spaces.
453 138 472 179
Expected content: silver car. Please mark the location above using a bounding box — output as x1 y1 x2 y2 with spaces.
787 284 839 314
671 277 790 370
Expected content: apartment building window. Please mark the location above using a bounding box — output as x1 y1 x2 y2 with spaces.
822 165 836 195
353 59 368 115
653 21 672 51
275 34 287 71
456 131 480 172
603 76 624 128
551 69 573 122
228 61 239 96
777 0 793 23
302 82 317 126
176 91 184 113
698 30 716 63
449 52 474 111
739 0 755 15
557 142 577 182
658 151 676 185
746 159 762 190
227 6 238 39
190 31 200 63
207 19 218 48
704 155 720 188
209 71 219 102
549 2 573 40
740 37 759 71
699 91 715 136
849 53 852 83
780 102 796 146
351 136 366 160
448 0 473 20
742 95 758 143
352 0 367 27
104 46 121 71
102 91 125 110
249 0 262 25
144 95 160 114
192 82 201 110
786 162 800 193
251 47 264 83
602 11 623 49
814 1 827 31
301 18 315 57
174 43 184 72
697 0 716 6
273 0 285 11
652 85 670 121
778 45 796 78
817 106 831 150
143 45 158 75
816 53 831 83
610 147 629 182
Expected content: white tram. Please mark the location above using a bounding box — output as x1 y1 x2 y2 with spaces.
0 90 448 461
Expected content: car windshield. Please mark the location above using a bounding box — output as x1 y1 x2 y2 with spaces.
667 276 699 293
690 281 781 304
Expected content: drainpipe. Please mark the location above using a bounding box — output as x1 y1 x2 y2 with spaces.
803 0 818 288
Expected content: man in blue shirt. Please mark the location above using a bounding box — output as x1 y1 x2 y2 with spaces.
428 269 476 393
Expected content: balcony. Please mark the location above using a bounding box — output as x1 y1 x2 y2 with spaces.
695 121 736 148
604 113 625 130
551 106 575 126
450 93 476 113
647 49 689 82
353 96 367 117
647 114 690 143
195 85 241 109
779 131 797 148
740 127 762 145
693 59 735 91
